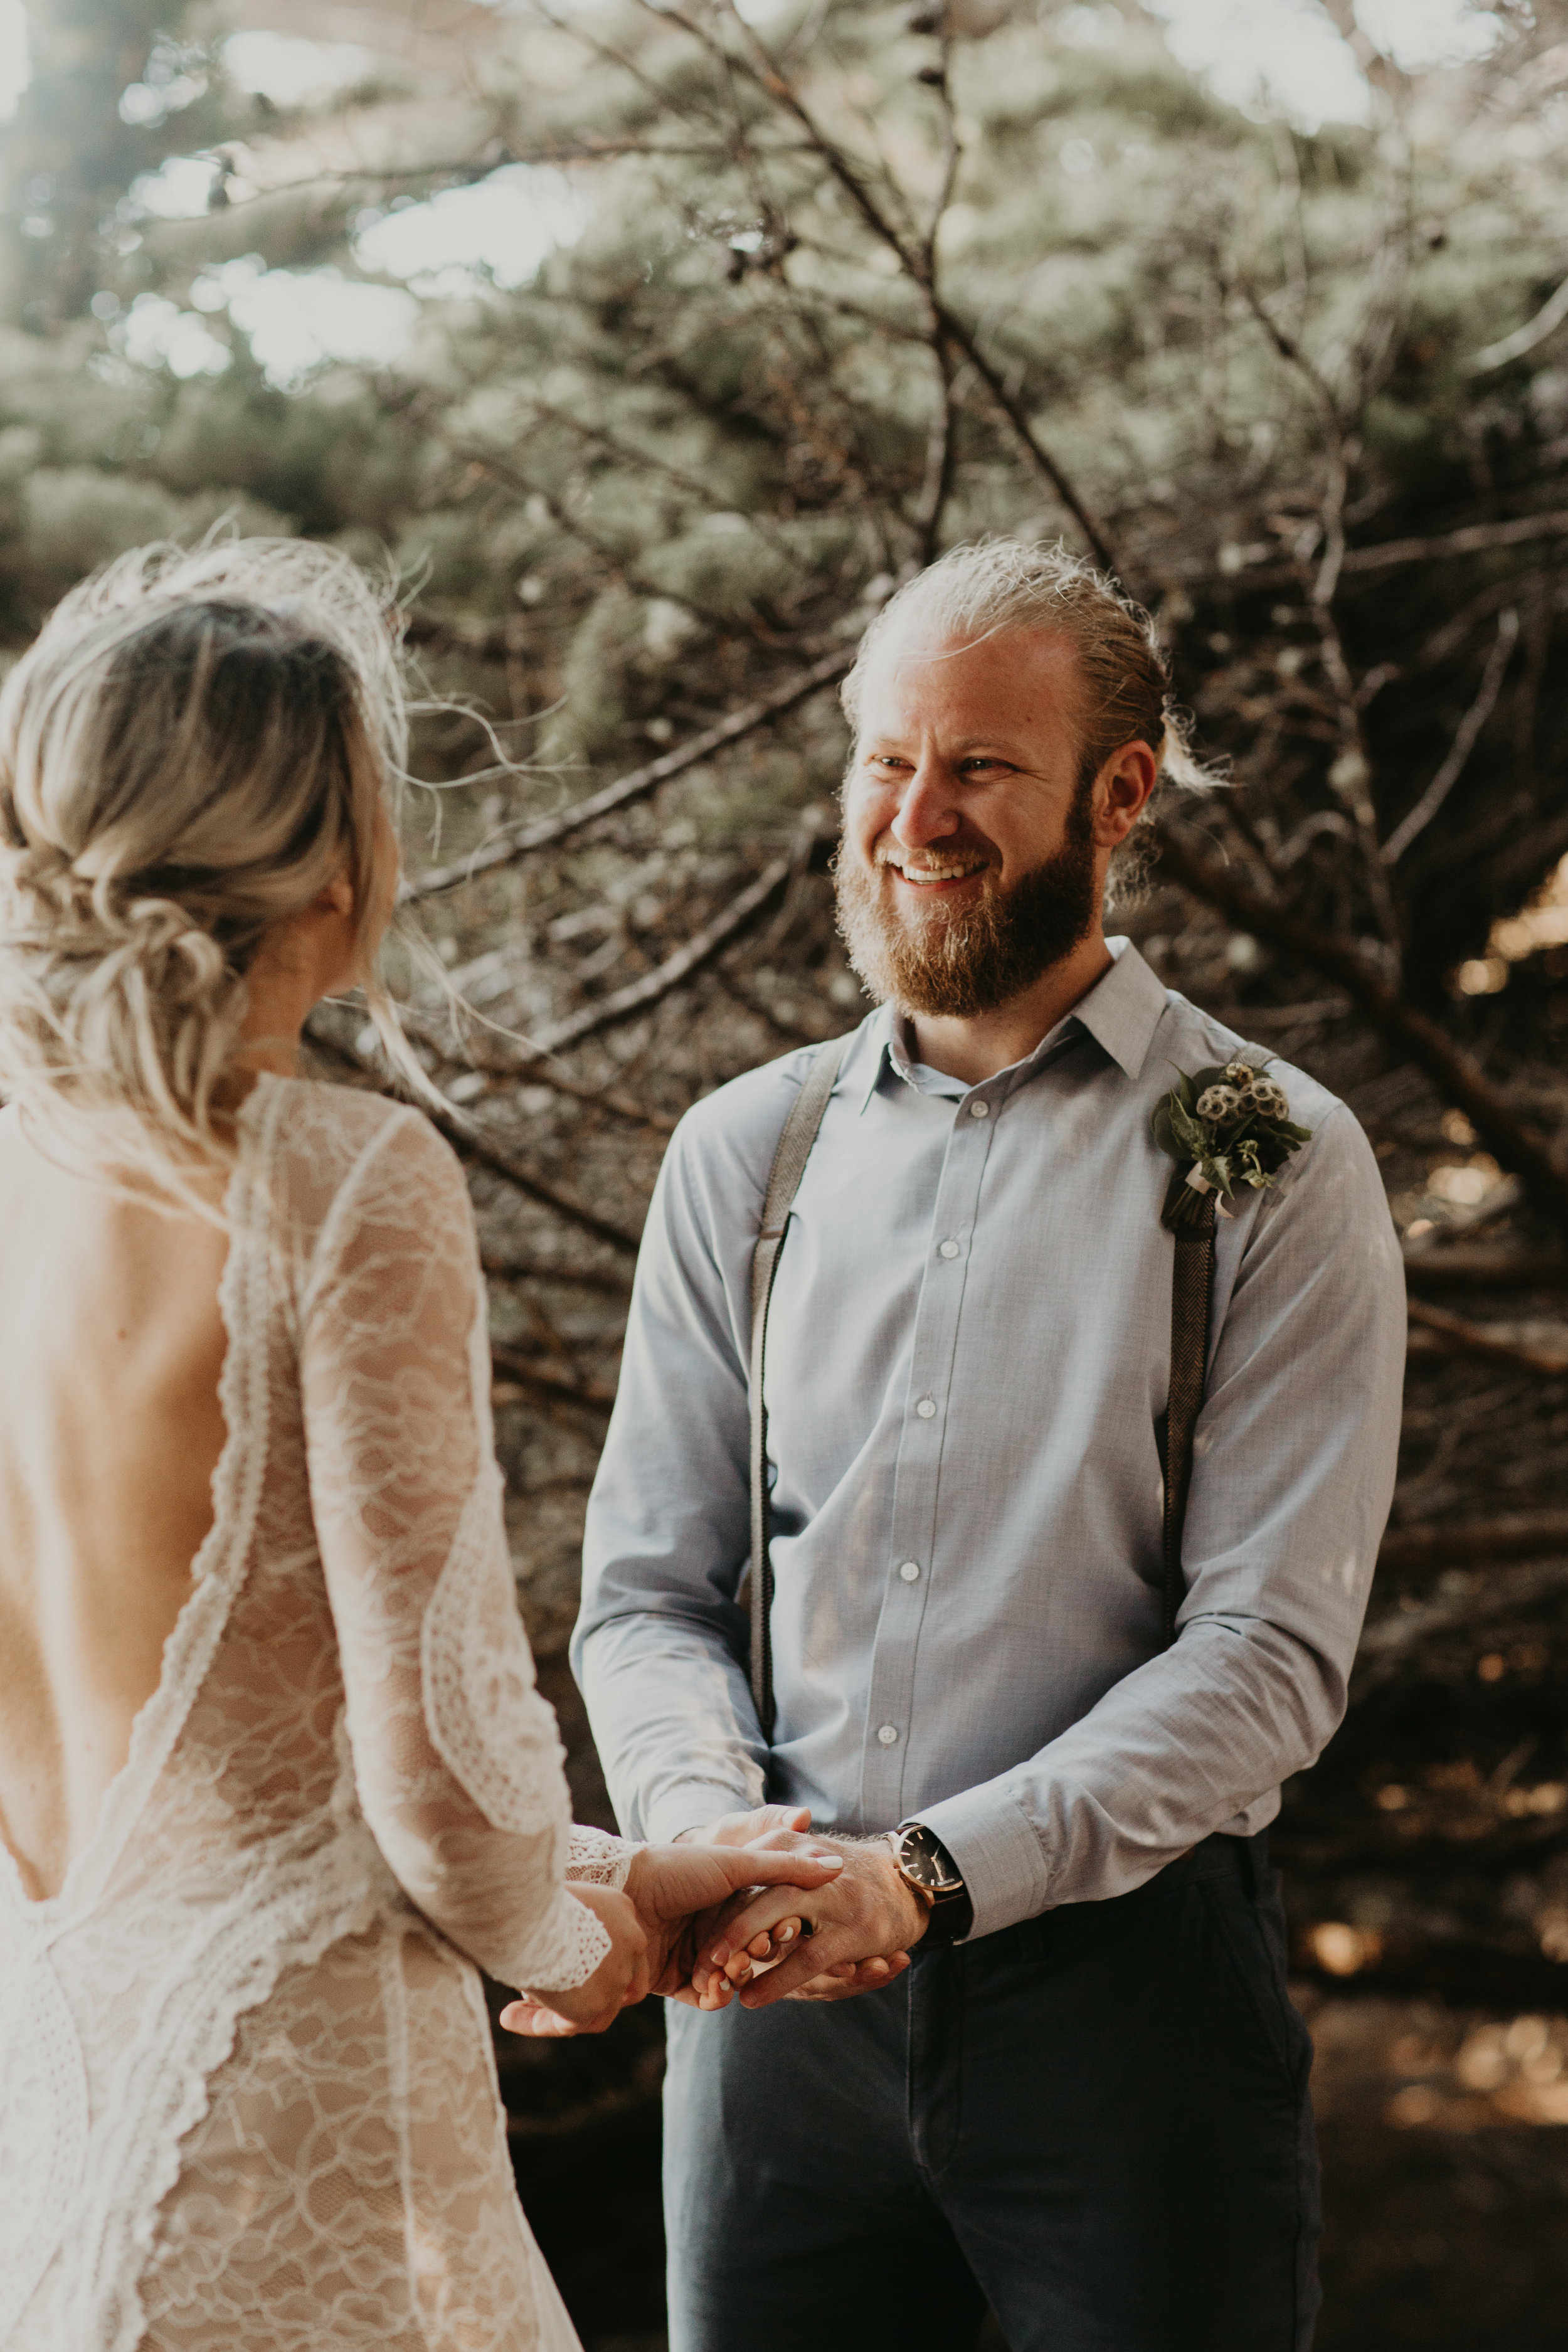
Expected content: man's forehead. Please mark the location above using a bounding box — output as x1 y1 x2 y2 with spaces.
856 623 1084 726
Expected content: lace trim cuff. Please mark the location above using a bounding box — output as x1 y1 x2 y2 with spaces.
566 1826 641 1891
504 1882 612 1995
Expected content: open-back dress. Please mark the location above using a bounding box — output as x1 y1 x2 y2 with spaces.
0 1075 630 2351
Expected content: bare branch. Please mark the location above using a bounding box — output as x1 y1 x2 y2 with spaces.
450 458 781 646
1467 267 1568 374
1380 1513 1568 1577
483 1254 633 1298
524 854 795 1059
163 139 802 225
403 647 851 901
1241 283 1401 946
641 0 1116 571
1381 608 1520 864
1355 1560 1568 1693
302 1018 642 1255
913 340 961 564
492 400 802 564
930 302 1118 575
490 1340 617 1416
1154 823 1568 1231
1407 1297 1568 1377
1342 509 1568 574
1402 1251 1568 1294
396 1005 677 1133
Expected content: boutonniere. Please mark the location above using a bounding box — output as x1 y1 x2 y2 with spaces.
1151 1059 1313 1227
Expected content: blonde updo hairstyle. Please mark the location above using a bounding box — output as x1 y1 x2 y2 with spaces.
0 537 421 1207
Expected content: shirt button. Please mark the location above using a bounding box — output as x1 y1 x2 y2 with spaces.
899 1560 921 1582
938 1239 960 1259
877 1724 899 1745
915 1396 937 1419
968 1099 990 1120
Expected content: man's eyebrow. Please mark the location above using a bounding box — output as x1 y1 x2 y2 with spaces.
858 733 1034 757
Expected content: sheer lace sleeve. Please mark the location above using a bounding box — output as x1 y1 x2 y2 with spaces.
567 1826 640 1888
299 1107 610 1994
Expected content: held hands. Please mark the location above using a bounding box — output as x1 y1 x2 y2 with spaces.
497 1831 848 2039
686 1817 928 2011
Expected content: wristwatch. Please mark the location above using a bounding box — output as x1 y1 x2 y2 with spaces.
886 1821 973 1946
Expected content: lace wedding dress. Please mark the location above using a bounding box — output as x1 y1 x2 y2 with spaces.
0 1075 633 2352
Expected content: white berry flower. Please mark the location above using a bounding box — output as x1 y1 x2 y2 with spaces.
1238 1076 1290 1121
1196 1083 1243 1125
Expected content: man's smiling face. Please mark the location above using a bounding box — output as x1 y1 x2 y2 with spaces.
836 627 1103 1019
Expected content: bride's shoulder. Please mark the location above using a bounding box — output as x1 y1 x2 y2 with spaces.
260 1077 467 1227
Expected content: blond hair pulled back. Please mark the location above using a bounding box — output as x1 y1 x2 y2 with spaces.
842 537 1216 793
0 536 420 1205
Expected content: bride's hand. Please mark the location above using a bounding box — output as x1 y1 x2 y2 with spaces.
500 1884 647 2038
623 1840 846 2001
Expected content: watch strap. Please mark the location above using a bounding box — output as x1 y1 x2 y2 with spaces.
888 1826 973 1946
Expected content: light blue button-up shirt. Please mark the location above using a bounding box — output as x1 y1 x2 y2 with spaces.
574 941 1406 1939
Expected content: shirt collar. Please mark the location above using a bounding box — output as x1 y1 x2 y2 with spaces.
1072 937 1170 1080
858 938 1168 1112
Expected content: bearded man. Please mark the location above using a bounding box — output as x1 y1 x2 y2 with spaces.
572 541 1405 2352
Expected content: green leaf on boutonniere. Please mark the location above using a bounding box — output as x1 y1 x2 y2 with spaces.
1150 1056 1313 1229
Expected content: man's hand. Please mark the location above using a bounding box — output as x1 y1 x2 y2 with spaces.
673 1803 818 1848
691 1828 929 2010
677 1808 920 2006
622 1838 845 1999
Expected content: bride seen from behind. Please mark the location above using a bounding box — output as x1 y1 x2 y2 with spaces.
0 539 840 2352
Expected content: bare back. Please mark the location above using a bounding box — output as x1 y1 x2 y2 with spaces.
0 1106 228 1899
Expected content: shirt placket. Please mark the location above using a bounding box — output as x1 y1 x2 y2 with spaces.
858 1079 1002 1826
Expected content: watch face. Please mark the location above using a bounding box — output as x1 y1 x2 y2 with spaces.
899 1826 963 1897
900 1841 940 1890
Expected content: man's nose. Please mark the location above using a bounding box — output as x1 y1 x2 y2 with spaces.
889 761 960 849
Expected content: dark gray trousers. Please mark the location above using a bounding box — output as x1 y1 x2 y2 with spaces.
662 1833 1319 2352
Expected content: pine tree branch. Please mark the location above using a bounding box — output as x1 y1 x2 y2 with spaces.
642 0 1117 572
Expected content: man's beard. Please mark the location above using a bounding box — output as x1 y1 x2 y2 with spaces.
834 792 1099 1020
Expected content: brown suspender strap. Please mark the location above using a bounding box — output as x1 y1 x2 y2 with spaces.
748 1034 851 1738
748 1051 1216 1736
1160 1192 1218 1644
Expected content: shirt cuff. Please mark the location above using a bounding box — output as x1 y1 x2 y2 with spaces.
915 1783 1050 1942
642 1779 756 1846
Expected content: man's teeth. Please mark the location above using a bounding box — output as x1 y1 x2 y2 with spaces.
889 857 986 884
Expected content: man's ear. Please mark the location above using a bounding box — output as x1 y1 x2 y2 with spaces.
1093 741 1160 847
